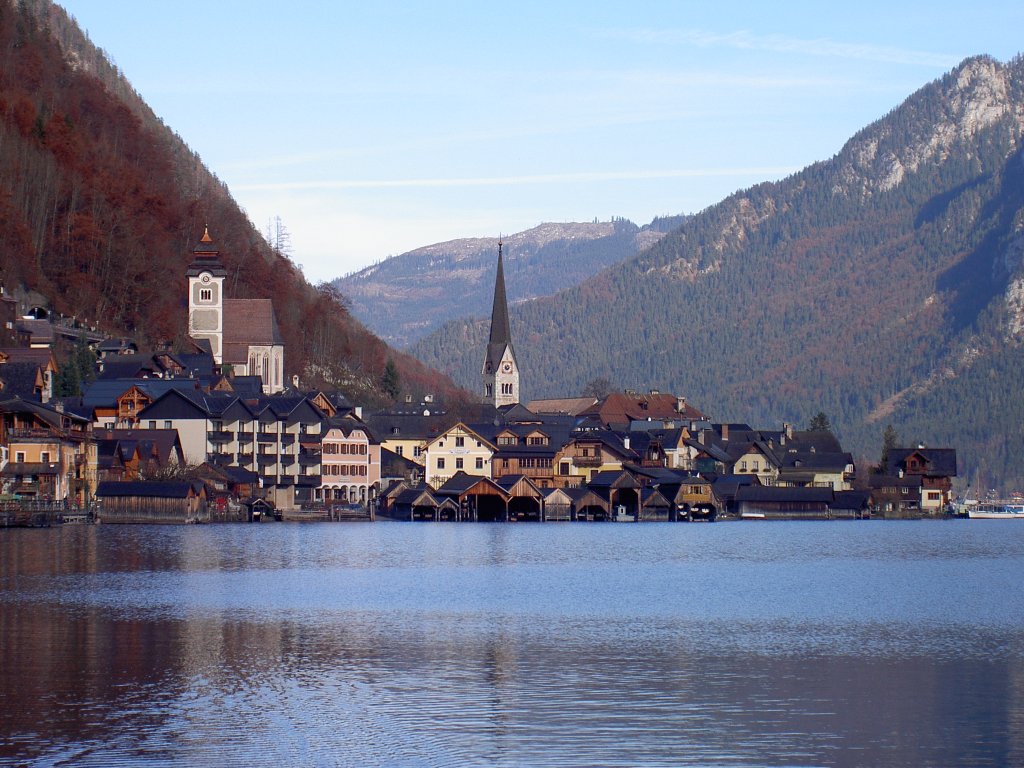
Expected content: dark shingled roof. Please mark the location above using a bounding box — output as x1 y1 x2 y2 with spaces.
885 448 958 477
95 480 199 498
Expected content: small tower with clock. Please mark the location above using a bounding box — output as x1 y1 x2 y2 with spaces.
186 227 227 364
481 238 520 407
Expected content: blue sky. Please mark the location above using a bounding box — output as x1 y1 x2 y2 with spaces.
60 1 1023 283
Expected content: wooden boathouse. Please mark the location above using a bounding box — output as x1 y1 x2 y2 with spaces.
95 481 208 524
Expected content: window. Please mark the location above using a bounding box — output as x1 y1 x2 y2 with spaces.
164 421 172 430
437 458 445 470
476 457 484 470
395 446 403 456
413 446 422 457
455 436 465 448
40 451 50 463
739 461 747 472
149 420 157 429
560 462 570 476
200 288 212 302
15 452 25 463
456 458 464 469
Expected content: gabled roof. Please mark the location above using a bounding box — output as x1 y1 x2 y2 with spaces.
94 428 183 466
222 299 284 363
886 448 957 477
495 474 543 497
778 451 854 472
82 378 202 410
434 471 509 499
427 422 497 451
0 395 89 428
0 347 57 369
587 469 640 489
0 361 44 399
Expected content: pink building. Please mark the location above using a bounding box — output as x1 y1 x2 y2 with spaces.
318 420 380 506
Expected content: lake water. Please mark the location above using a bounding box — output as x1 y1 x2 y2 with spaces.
2 520 1024 767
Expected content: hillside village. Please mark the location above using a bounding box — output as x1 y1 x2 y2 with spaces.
0 231 959 526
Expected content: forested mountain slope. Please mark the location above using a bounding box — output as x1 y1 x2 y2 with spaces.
0 0 457 404
334 217 684 347
411 55 1024 490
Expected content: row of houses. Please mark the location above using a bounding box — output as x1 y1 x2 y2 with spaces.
0 333 958 521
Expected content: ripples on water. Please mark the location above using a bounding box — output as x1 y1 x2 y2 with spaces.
3 521 1024 766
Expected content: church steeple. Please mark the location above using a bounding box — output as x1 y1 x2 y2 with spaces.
482 238 519 407
186 227 227 364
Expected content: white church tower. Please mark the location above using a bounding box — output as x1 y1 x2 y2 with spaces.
186 227 227 364
481 239 520 407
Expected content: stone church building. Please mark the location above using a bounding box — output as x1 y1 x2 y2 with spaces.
186 229 285 394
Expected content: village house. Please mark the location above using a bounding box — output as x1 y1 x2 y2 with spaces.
0 397 96 503
424 423 495 488
318 415 381 506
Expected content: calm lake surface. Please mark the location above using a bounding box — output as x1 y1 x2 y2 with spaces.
2 520 1024 767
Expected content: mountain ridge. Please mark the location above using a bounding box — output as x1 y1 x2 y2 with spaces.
0 0 463 405
334 216 685 347
409 54 1024 490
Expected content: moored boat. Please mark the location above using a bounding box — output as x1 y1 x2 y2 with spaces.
965 501 1024 519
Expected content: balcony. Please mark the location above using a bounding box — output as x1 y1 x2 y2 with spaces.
257 454 277 467
257 432 277 443
208 452 233 466
280 455 296 467
237 452 254 465
298 452 321 467
208 430 234 443
574 456 602 467
280 433 296 445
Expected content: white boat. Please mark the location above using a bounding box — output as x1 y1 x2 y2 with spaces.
965 501 1024 519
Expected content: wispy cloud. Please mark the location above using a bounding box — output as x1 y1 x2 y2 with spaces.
235 167 799 192
601 28 960 69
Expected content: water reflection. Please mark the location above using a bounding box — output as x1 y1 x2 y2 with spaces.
2 523 1024 766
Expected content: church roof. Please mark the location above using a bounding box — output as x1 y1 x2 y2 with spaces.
483 242 516 371
222 299 284 363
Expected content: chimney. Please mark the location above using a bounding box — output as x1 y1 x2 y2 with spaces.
721 424 729 441
623 436 631 451
291 374 299 389
354 406 363 419
676 396 686 413
784 422 793 440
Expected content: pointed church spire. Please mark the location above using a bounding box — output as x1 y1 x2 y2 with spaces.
482 237 520 407
488 238 512 350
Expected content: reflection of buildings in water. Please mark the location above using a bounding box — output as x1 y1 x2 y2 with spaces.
1008 661 1024 767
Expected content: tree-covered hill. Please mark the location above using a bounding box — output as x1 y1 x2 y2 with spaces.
410 55 1024 491
0 0 459 405
333 216 685 347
